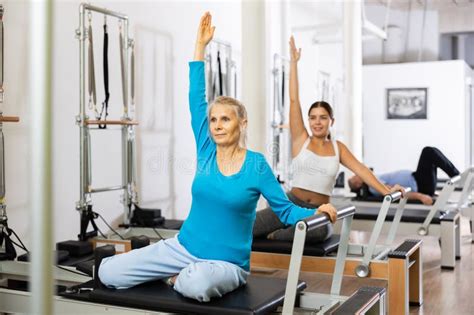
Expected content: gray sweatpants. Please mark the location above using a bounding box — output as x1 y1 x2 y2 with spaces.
253 192 332 243
99 235 249 302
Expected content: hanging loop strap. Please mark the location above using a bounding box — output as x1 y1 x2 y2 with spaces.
217 50 223 96
87 20 97 114
99 21 110 129
281 65 285 112
119 25 127 115
130 39 135 107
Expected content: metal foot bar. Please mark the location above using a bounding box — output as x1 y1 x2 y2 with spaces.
457 170 473 208
282 205 355 315
418 176 459 236
356 189 410 278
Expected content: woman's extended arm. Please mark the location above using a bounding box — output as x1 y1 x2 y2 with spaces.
189 12 216 153
289 36 309 157
257 154 337 224
339 141 405 195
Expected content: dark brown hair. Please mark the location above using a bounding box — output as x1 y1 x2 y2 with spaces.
307 101 334 139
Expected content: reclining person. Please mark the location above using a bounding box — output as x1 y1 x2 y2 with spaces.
348 146 460 205
253 36 404 244
98 12 337 303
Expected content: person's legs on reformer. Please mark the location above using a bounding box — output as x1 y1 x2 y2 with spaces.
98 235 249 302
253 193 332 243
98 236 192 289
174 260 248 302
412 146 460 195
253 207 286 238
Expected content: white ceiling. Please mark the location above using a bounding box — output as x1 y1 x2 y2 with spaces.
292 0 474 13
366 0 474 11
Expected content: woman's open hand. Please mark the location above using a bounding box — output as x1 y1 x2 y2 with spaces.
196 11 215 46
289 36 301 63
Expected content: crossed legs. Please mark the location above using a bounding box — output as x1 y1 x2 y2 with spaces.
98 236 249 302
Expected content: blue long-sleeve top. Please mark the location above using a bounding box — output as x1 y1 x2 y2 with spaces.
177 61 316 271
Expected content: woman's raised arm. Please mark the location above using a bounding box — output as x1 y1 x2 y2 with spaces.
289 36 309 157
189 12 216 154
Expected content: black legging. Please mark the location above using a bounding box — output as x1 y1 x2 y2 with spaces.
412 147 460 196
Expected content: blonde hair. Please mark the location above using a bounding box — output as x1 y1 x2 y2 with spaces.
208 96 248 147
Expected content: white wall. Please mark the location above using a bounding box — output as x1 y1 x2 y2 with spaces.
362 60 471 176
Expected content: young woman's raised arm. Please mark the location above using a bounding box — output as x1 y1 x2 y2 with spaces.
289 36 309 157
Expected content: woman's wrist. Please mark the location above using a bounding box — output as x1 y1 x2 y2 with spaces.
195 42 207 50
194 43 207 61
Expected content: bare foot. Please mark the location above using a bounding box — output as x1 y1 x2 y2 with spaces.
164 275 178 286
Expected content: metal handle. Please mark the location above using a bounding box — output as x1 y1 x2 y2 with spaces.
448 175 461 185
302 205 355 232
384 186 412 202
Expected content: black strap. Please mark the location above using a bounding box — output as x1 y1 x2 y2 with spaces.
234 68 237 97
79 205 99 241
217 50 222 96
281 66 285 110
0 221 18 260
99 22 110 129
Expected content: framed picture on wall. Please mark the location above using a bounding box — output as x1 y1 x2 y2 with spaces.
386 88 428 119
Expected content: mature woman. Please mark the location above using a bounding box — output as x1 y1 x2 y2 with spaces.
98 13 337 303
253 36 403 243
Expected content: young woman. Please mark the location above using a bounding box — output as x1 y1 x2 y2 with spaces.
253 36 403 242
98 13 337 303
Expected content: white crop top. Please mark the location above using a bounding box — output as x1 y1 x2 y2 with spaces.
291 138 340 196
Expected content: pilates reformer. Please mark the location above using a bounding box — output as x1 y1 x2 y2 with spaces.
0 5 94 294
0 3 111 291
1 207 387 314
437 167 474 242
252 189 423 315
19 205 384 315
91 191 422 313
340 173 466 269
